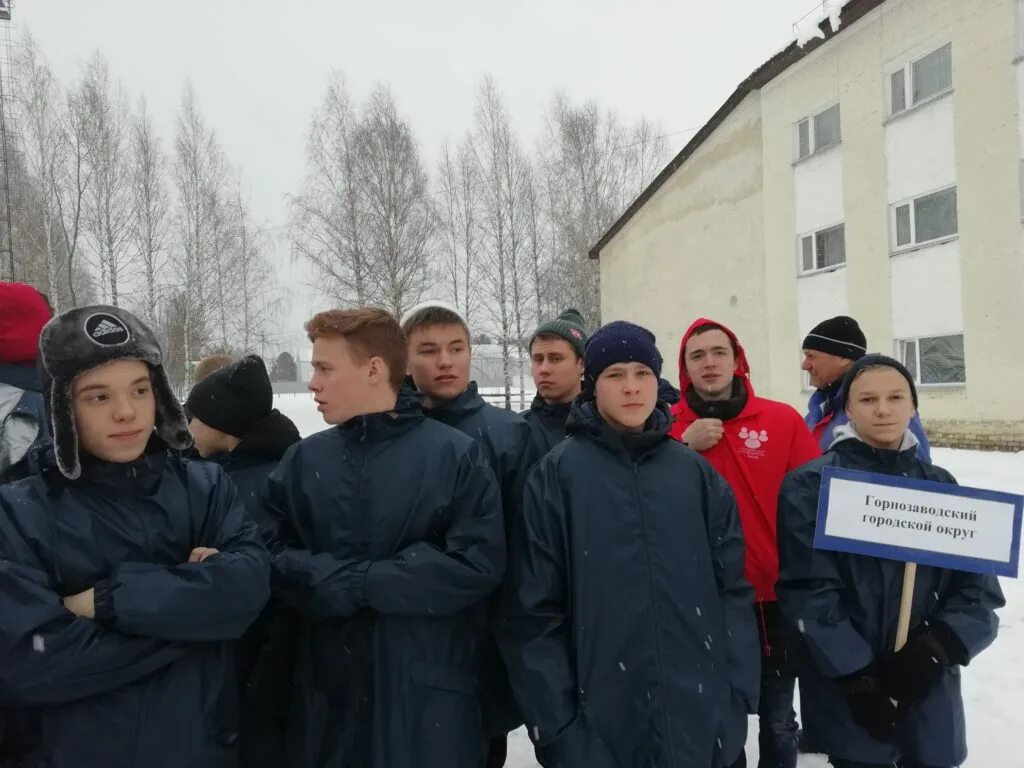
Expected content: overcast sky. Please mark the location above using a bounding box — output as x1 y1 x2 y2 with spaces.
18 0 824 350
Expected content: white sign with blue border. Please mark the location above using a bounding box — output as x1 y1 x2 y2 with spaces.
815 465 1022 578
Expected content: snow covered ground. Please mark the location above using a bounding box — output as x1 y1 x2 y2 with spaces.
274 393 1023 767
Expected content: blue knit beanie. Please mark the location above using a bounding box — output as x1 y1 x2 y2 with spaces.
584 321 663 384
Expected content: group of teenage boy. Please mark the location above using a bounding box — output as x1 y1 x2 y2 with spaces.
0 279 1004 768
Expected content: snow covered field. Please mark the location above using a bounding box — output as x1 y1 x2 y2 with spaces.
274 393 1023 767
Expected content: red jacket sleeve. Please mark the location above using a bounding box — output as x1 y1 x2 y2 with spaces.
785 408 822 471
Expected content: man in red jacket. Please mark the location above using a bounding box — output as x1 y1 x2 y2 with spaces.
670 318 820 768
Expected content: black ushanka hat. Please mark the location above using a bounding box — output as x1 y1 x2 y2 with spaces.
38 305 192 479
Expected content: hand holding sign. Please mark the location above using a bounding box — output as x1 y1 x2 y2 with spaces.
815 466 1022 650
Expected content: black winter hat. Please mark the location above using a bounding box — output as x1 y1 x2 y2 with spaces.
186 355 273 438
531 309 588 358
841 354 919 408
38 306 192 479
802 316 867 361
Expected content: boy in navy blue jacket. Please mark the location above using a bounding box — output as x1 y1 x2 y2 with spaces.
0 306 269 768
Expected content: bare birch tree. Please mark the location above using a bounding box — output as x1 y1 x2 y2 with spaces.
232 180 283 354
355 86 435 317
129 96 170 326
471 77 519 408
172 82 224 365
81 52 134 306
54 80 95 308
16 33 65 309
540 94 669 324
289 73 371 306
437 137 482 325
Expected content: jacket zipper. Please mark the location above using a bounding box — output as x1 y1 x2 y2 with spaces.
633 460 677 764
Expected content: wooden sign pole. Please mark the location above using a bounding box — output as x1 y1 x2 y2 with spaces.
894 562 918 652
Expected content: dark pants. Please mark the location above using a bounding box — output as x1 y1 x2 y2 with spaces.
729 672 799 768
829 760 954 768
485 735 507 768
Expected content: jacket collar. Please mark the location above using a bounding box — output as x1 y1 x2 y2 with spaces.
829 423 920 472
530 393 572 425
337 384 424 444
424 381 485 425
567 397 672 460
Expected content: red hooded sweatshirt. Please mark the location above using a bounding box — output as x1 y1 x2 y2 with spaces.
669 318 820 603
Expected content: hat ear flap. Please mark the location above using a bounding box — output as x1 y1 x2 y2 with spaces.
150 365 193 452
50 379 81 480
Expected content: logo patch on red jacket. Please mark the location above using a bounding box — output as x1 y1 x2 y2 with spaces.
738 426 769 455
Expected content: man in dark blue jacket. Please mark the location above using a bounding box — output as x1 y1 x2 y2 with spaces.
186 354 301 768
778 355 1003 767
0 305 270 768
500 320 761 768
801 316 930 460
401 299 536 768
523 309 587 459
266 307 505 768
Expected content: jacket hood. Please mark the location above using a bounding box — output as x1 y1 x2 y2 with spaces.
232 409 302 460
530 392 572 422
423 380 486 423
830 422 920 454
337 381 424 444
566 397 672 456
677 317 752 394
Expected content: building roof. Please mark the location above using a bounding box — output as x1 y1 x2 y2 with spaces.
588 0 888 260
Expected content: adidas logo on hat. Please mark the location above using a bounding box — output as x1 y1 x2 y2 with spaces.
84 313 130 346
92 319 123 337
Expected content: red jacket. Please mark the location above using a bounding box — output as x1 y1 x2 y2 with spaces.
669 318 820 602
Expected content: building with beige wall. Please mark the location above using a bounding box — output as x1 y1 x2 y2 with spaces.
593 0 1024 449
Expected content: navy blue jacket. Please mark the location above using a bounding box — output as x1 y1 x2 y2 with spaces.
425 382 536 736
522 394 571 461
776 430 1003 765
206 410 300 768
265 389 505 768
500 400 761 768
0 444 270 768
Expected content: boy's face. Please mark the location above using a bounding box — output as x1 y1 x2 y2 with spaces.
595 362 658 432
531 337 583 405
845 367 916 451
308 335 382 425
406 323 471 405
72 359 156 464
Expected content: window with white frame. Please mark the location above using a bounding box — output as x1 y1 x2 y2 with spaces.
891 186 958 251
796 103 841 159
889 43 952 116
798 223 846 274
896 334 966 385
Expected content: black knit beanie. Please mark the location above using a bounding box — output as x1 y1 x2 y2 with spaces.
584 321 663 384
186 355 273 438
841 354 919 408
803 316 867 360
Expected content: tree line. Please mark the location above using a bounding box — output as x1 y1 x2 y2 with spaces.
3 31 670 397
290 74 670 398
4 34 282 393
